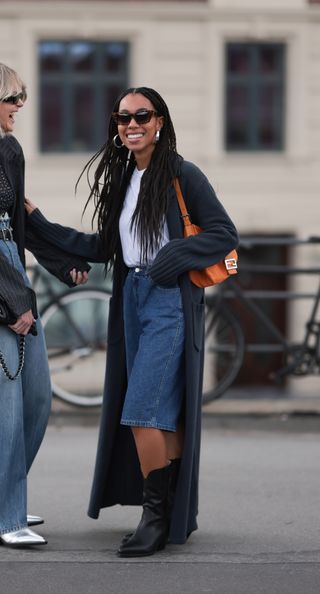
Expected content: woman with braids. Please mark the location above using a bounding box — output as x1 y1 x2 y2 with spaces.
25 87 238 556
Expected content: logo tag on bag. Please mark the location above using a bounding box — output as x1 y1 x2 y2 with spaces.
225 257 238 272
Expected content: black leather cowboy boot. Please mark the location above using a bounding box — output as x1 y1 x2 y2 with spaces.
120 458 181 547
117 464 171 557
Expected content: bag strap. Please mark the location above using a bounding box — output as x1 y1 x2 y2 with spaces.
0 335 25 381
174 177 238 276
173 178 192 228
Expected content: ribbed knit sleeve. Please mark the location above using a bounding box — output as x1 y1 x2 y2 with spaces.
28 209 105 263
148 162 238 287
0 253 33 316
25 226 91 287
147 237 202 286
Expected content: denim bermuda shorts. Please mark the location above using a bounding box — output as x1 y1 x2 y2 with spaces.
121 267 185 432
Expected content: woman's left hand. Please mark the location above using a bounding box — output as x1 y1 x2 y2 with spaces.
24 197 37 215
70 269 89 285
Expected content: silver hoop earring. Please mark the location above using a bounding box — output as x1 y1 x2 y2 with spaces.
113 134 124 149
154 130 160 143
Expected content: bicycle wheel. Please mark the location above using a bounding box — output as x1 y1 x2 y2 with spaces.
40 288 111 407
202 301 245 403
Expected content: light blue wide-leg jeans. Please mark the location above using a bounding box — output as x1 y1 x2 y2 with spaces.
0 235 52 534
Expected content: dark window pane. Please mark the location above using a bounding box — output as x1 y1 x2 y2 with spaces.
225 42 285 151
103 43 127 72
259 86 278 120
104 84 125 116
98 84 126 144
258 122 276 148
72 86 94 150
40 85 63 151
227 45 250 74
258 46 280 74
39 40 129 152
226 87 250 148
39 42 64 72
70 42 94 72
257 86 281 149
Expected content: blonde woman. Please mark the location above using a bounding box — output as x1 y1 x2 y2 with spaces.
0 63 88 548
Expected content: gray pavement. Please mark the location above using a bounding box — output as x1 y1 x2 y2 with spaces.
1 411 320 594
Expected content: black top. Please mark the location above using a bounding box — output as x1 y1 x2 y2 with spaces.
0 163 15 215
0 135 90 317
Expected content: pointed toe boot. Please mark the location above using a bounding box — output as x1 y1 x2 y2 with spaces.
27 514 44 527
120 457 181 548
118 464 172 557
0 528 47 548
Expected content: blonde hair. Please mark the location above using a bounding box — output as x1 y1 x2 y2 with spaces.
0 62 27 102
0 63 27 137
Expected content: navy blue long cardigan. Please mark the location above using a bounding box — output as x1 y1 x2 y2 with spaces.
29 160 238 544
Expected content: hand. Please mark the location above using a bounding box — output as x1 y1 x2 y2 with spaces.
9 309 35 336
24 197 37 215
70 269 89 285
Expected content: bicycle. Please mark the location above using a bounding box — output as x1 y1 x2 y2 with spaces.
28 261 112 407
203 236 320 404
29 236 320 407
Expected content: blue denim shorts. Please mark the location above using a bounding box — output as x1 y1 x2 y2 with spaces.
121 268 185 432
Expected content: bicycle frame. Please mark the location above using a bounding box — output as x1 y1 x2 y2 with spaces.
222 278 291 353
213 235 320 378
273 281 320 378
26 261 112 407
27 262 68 307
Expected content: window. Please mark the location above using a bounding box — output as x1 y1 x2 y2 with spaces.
225 43 285 151
39 41 129 152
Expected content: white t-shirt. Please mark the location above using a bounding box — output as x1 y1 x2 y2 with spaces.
119 167 170 267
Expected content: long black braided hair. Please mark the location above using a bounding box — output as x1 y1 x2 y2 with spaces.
78 87 182 270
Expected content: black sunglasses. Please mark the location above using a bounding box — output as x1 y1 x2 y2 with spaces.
2 92 26 105
112 109 158 126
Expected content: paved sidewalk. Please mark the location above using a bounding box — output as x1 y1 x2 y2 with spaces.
50 389 320 425
1 414 320 594
203 395 320 416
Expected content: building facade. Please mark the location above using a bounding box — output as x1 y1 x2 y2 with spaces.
1 0 319 393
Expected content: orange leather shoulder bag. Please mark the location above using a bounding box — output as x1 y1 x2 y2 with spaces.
174 178 238 288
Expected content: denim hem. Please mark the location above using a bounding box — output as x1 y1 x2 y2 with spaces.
120 419 176 432
0 524 27 535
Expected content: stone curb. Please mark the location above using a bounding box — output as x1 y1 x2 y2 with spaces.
202 397 320 416
49 397 320 424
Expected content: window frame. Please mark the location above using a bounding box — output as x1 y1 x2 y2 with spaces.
38 39 129 153
224 41 286 153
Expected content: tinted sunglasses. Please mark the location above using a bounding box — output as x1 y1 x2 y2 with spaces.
2 92 26 105
112 109 158 126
